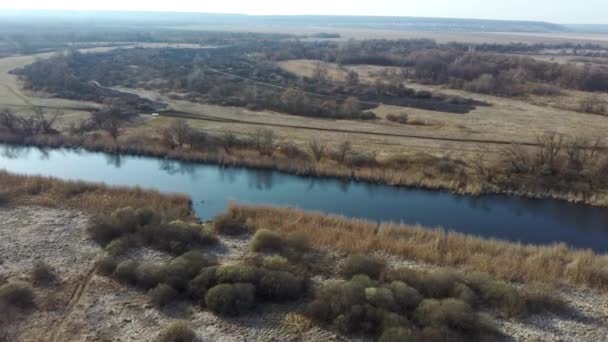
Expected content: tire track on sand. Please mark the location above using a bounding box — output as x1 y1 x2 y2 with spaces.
48 260 99 342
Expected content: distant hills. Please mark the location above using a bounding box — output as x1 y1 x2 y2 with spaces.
0 10 600 34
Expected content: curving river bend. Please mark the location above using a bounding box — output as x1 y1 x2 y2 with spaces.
2 143 608 252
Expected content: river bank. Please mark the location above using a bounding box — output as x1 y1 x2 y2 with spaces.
2 130 608 210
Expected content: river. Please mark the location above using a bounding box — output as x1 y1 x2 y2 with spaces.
2 143 608 252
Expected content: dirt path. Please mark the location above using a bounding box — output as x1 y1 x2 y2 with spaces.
48 261 99 342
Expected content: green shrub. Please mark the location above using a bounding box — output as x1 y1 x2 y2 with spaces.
0 281 35 309
153 221 218 254
381 313 410 333
189 266 218 299
365 287 395 309
111 207 139 230
213 212 248 235
205 283 256 316
259 255 290 271
340 254 386 280
523 287 568 315
136 263 166 290
115 260 139 285
307 275 374 324
97 256 118 276
31 261 58 286
284 232 311 255
216 265 261 284
156 321 196 342
149 283 178 308
414 298 477 332
105 237 135 257
258 270 304 301
466 273 526 318
134 207 162 227
87 215 125 246
389 281 422 313
452 283 477 306
387 268 461 299
379 327 416 342
250 229 283 253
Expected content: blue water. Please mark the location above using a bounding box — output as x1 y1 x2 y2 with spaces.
2 144 608 252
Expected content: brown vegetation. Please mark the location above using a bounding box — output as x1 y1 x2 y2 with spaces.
0 170 193 218
228 204 608 291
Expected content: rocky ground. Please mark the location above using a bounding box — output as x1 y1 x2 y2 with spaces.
1 206 608 341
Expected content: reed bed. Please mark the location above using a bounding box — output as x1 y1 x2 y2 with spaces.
230 204 608 292
0 171 194 219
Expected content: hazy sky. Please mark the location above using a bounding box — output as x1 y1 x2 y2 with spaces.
1 0 606 24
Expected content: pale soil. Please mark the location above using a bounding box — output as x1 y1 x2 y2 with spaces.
2 206 608 341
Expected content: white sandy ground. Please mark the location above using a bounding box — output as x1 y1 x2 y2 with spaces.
1 206 608 341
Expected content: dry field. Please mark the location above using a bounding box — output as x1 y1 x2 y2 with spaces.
2 42 608 165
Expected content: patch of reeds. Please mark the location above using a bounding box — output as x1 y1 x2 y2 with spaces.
228 204 608 292
0 170 193 219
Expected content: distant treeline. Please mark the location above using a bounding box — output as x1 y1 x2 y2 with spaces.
15 44 483 119
264 39 608 95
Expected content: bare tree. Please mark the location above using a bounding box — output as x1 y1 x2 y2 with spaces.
0 108 18 133
249 128 280 157
308 139 327 162
33 107 60 134
536 133 563 172
161 119 193 149
500 144 532 173
345 70 360 87
312 62 329 83
334 140 352 163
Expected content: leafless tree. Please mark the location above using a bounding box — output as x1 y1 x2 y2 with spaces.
161 119 194 149
536 133 563 172
33 107 60 134
308 139 327 162
249 128 280 157
334 140 352 163
0 108 18 132
345 70 360 87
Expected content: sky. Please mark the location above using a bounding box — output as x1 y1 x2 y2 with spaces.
0 0 606 24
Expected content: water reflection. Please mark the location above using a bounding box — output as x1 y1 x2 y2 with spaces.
1 145 31 159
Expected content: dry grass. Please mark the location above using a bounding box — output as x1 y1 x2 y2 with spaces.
229 204 608 292
0 170 193 219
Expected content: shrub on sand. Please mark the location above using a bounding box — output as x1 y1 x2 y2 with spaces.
149 283 178 308
156 321 196 342
205 283 256 316
31 261 58 286
340 254 386 280
0 281 35 309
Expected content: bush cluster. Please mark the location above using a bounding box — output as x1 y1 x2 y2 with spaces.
339 254 386 280
87 207 217 255
308 272 498 340
190 263 306 316
306 257 564 340
250 229 311 261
